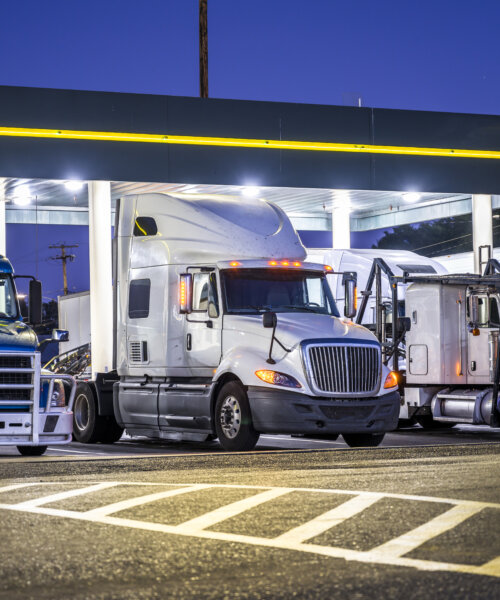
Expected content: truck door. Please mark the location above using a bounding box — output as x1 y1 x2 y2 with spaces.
185 269 222 375
468 294 499 379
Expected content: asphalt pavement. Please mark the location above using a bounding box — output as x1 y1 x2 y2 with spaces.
0 428 500 599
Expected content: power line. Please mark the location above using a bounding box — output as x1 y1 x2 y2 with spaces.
49 243 78 296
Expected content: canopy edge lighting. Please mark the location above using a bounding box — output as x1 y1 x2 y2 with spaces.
0 126 499 160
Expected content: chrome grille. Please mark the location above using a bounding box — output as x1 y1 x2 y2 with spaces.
305 344 380 396
0 353 35 410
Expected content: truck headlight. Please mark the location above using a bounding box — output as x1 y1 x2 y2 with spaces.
255 370 301 388
383 371 399 389
50 380 66 408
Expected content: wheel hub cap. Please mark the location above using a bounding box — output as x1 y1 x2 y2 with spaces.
74 393 90 432
220 395 241 439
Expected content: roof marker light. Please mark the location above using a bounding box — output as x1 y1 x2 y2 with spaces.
293 261 301 267
229 261 241 267
269 260 278 266
324 265 333 271
281 261 289 266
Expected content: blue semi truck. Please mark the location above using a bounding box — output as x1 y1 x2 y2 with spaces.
0 256 76 456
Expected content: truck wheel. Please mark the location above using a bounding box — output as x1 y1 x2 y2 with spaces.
16 445 48 456
214 382 259 451
73 382 107 443
342 433 385 447
416 416 456 429
99 417 124 443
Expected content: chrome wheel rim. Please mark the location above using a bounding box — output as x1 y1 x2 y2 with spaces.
219 395 241 439
74 393 90 432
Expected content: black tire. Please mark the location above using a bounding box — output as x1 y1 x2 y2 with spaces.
342 433 385 447
416 415 456 429
16 445 48 456
214 381 259 451
99 417 124 443
72 382 107 443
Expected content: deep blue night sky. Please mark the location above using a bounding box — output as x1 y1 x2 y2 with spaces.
1 0 499 114
1 1 499 297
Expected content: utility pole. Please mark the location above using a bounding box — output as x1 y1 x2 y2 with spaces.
49 243 78 296
199 0 208 98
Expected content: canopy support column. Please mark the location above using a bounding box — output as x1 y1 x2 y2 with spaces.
472 194 493 274
88 181 113 378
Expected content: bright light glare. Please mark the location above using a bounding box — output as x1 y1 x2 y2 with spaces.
13 185 31 206
241 186 260 198
65 180 84 191
403 192 421 203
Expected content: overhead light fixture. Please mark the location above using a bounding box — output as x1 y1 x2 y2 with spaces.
65 180 84 191
403 192 421 203
241 186 260 198
13 184 32 206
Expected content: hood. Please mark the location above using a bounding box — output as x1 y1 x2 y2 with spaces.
0 319 38 352
223 312 378 350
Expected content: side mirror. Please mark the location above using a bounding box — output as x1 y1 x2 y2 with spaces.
397 317 411 334
263 311 277 328
342 272 357 319
179 274 193 314
52 329 69 342
28 279 42 325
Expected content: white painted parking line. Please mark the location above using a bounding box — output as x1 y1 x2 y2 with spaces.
0 481 498 578
48 448 110 455
371 503 486 558
85 484 212 518
0 482 42 494
175 487 291 533
276 493 382 544
14 482 119 508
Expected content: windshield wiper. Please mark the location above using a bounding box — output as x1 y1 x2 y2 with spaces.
281 305 320 313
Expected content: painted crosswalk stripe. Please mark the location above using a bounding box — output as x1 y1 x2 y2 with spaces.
13 482 119 508
370 503 486 558
84 484 212 518
276 493 382 544
175 488 291 533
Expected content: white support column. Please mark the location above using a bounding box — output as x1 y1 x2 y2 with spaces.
331 205 351 249
0 179 6 256
88 181 113 377
472 194 493 274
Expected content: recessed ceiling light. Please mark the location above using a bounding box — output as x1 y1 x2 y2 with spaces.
241 186 260 198
13 185 31 206
65 180 84 191
403 192 421 203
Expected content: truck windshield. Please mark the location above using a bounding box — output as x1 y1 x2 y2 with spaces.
0 275 18 319
222 269 339 316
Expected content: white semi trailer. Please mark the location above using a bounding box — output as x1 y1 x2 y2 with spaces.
307 248 447 324
55 193 401 450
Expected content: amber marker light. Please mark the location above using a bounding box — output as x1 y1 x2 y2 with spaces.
229 261 241 267
324 265 333 271
281 261 290 266
293 261 301 267
269 260 278 266
384 371 399 389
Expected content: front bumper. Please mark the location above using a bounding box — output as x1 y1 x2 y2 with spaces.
0 411 73 445
247 386 400 434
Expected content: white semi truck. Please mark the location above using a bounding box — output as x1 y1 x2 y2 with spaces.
54 193 400 450
352 257 500 428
